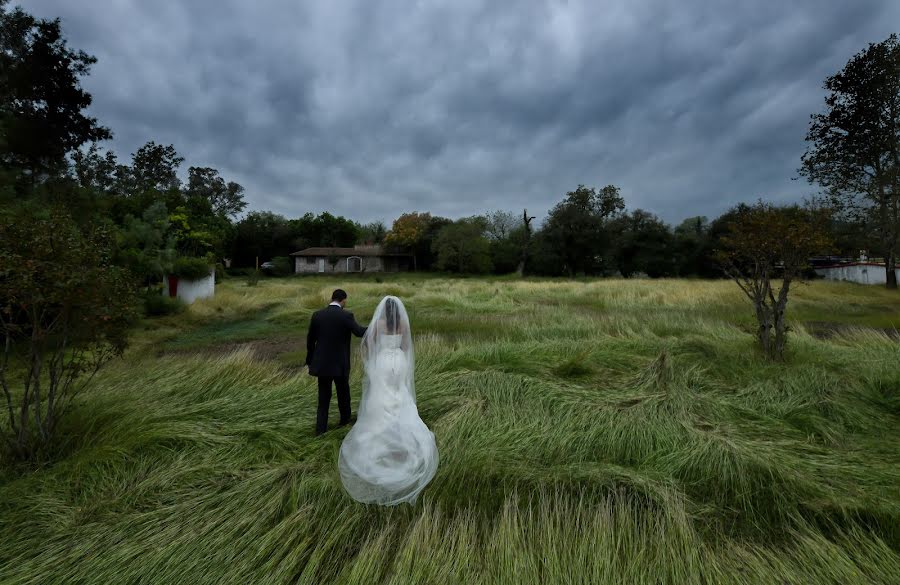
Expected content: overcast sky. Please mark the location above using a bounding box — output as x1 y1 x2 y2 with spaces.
20 0 900 225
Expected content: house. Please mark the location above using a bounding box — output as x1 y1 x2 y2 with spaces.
289 245 412 273
814 261 900 286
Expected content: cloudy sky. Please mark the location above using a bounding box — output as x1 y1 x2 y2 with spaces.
20 0 900 225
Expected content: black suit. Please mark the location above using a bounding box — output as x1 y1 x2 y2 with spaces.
305 304 367 434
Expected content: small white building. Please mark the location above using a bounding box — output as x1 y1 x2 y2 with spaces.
290 245 412 274
164 270 215 304
814 262 900 286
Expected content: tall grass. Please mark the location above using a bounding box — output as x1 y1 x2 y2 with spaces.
1 276 898 584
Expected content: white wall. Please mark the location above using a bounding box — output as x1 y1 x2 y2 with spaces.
815 263 900 286
164 270 215 304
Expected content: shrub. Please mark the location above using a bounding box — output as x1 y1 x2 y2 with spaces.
171 256 213 280
143 291 186 316
270 256 293 276
246 271 260 287
0 206 138 460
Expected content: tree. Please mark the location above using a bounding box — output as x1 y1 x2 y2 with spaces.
0 206 137 459
716 202 831 361
516 209 537 277
288 212 359 251
610 210 676 278
71 143 121 195
673 216 711 276
116 202 176 290
358 220 387 245
542 185 625 276
186 166 247 219
432 217 493 273
0 2 110 184
128 142 183 193
385 212 432 270
800 34 900 289
232 211 293 266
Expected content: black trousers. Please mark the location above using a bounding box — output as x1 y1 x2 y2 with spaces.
316 375 351 435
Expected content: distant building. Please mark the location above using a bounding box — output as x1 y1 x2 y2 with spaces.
814 261 900 286
289 245 412 274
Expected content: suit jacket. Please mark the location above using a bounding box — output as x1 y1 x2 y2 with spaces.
305 305 367 377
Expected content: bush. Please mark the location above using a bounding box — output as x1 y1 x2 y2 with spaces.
143 291 186 316
0 206 138 460
214 263 225 284
271 256 293 276
171 256 213 280
246 271 260 287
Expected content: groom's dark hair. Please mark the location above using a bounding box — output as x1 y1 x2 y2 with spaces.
331 289 348 302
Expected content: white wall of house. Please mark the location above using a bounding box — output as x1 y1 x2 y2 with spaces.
164 270 215 304
815 263 900 286
294 256 386 273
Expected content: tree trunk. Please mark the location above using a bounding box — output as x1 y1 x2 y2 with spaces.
754 302 772 358
886 249 897 290
772 283 791 361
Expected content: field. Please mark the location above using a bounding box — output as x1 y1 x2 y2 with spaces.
2 275 899 584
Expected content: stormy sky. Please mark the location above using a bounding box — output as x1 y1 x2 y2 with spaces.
20 1 900 225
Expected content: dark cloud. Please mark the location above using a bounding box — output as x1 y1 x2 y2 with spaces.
20 0 900 224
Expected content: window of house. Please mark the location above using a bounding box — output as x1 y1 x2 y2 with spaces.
347 256 362 272
306 257 315 264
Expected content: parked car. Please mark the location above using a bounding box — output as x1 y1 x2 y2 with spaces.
260 261 275 272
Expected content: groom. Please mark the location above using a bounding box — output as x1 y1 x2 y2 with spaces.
305 289 368 435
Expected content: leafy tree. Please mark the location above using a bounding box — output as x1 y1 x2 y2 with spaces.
0 206 137 459
716 202 832 361
232 211 292 266
116 202 176 290
186 166 247 219
800 34 900 289
610 210 676 278
542 185 625 276
358 221 387 245
128 141 183 193
432 217 493 273
672 216 710 276
385 212 431 270
0 1 110 185
71 143 121 195
289 212 359 251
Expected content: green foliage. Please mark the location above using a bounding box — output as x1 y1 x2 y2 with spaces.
801 33 900 289
609 209 676 277
186 166 247 219
0 204 137 459
143 290 185 317
432 217 494 273
116 201 176 287
717 202 833 361
358 220 387 245
542 184 626 276
171 256 213 280
0 3 110 183
269 256 293 276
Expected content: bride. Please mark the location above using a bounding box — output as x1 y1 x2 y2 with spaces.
338 296 438 505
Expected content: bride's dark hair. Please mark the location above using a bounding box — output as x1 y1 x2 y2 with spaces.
385 297 399 333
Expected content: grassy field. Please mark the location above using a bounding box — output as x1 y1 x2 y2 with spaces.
2 275 899 584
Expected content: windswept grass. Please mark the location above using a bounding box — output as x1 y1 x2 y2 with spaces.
1 275 899 584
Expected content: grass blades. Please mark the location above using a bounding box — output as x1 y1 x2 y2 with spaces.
1 275 899 584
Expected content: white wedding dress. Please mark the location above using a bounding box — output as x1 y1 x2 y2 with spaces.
338 296 438 506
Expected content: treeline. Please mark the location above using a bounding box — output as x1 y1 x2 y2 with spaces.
234 189 869 279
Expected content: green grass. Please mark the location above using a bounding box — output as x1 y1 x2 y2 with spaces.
2 275 899 584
